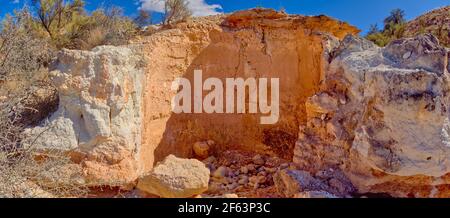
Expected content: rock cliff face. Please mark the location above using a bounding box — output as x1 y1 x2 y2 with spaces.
294 34 450 197
137 155 210 198
139 9 359 166
25 46 145 186
25 9 450 197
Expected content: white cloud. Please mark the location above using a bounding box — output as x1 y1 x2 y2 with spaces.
188 0 222 16
139 0 222 16
12 0 20 4
139 0 165 13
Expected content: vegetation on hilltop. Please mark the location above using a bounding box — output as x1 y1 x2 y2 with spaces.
365 9 407 47
366 6 449 47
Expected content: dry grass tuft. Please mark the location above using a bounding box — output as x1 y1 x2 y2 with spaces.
0 93 88 198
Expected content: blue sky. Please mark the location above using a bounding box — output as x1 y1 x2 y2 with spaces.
1 0 449 34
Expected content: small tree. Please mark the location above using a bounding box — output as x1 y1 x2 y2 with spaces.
367 24 380 35
384 8 406 30
134 9 152 27
79 6 137 49
28 1 136 50
31 0 85 40
163 0 192 25
366 8 407 47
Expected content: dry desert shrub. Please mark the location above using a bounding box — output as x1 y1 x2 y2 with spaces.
74 6 137 50
366 9 407 47
163 0 192 25
0 7 87 198
0 9 53 85
0 90 88 198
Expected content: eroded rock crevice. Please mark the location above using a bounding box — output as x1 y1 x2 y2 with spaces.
141 9 359 166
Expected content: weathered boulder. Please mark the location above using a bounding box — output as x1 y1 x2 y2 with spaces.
24 46 145 187
383 34 448 75
193 140 213 159
136 155 210 198
273 169 325 197
273 168 354 197
294 34 450 197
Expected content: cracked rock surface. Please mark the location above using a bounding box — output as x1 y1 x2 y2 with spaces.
295 33 450 197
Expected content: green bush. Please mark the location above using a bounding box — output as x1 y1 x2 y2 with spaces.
366 32 391 47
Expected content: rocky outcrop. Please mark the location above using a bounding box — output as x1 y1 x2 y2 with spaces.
294 33 450 197
193 140 214 159
23 8 450 198
273 169 354 197
137 155 210 198
273 169 322 197
25 8 359 189
25 46 145 187
404 6 449 47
